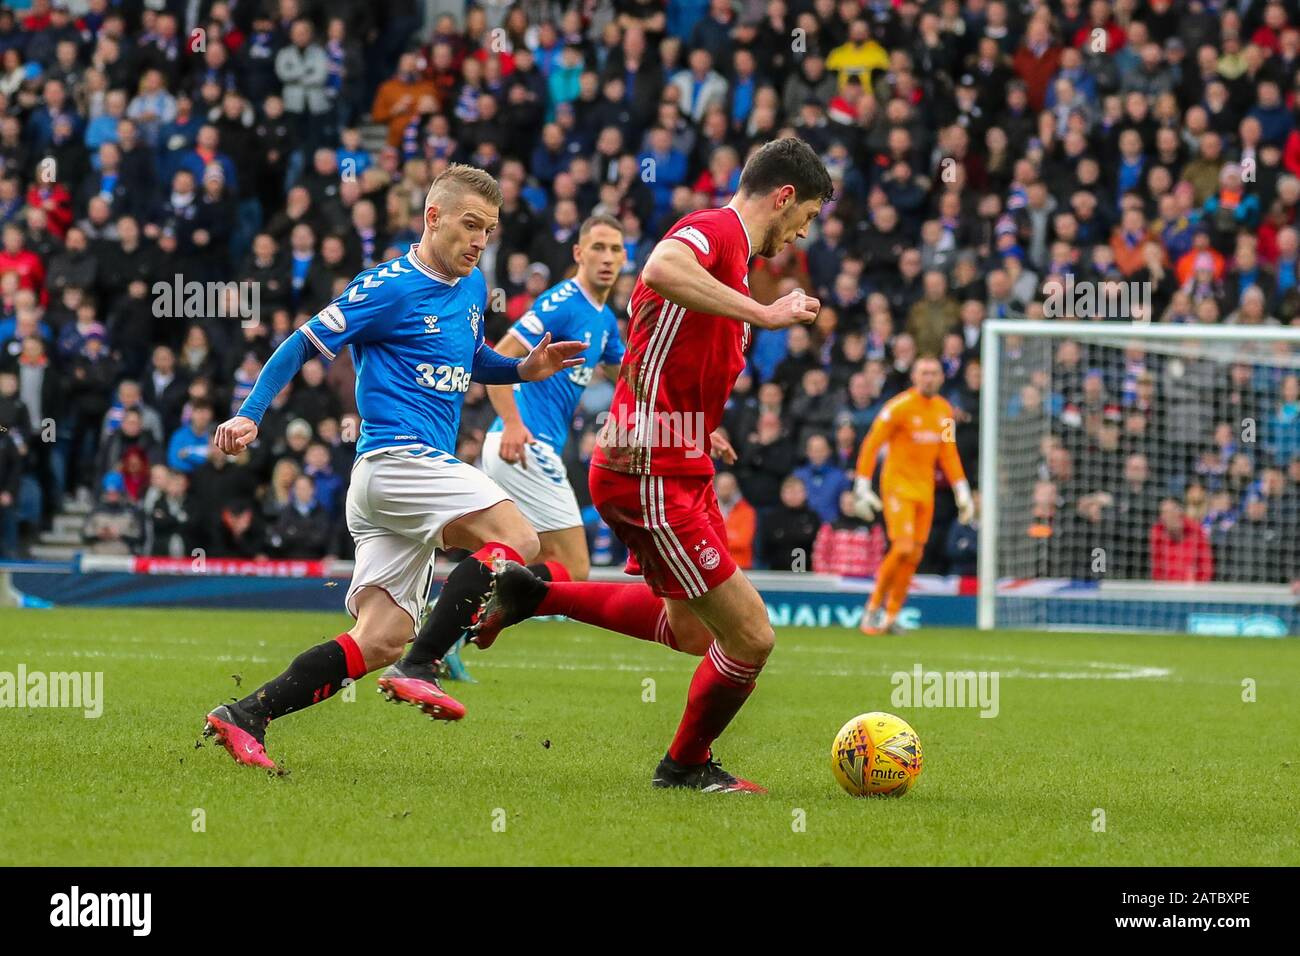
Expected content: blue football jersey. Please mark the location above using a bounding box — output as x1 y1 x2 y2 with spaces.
301 246 496 459
488 278 625 454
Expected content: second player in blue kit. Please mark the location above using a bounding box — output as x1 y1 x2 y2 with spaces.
481 214 628 583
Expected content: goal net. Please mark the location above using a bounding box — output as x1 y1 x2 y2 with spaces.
979 320 1300 636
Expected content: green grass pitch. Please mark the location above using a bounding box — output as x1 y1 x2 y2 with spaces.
1 606 1297 866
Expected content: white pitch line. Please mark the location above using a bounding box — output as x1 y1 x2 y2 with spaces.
471 658 1174 681
0 645 1174 681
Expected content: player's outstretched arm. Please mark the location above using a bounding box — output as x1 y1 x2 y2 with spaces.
472 334 583 385
216 330 315 454
516 332 586 381
640 240 820 330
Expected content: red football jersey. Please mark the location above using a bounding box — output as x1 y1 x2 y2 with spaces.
594 206 753 477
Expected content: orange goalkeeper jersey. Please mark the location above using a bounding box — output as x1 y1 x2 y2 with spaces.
855 388 967 500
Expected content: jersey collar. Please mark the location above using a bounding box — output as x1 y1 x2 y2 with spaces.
570 276 603 310
724 204 753 259
406 245 461 285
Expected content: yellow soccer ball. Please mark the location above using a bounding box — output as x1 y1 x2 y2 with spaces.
831 712 923 797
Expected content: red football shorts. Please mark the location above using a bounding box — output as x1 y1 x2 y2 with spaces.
589 467 737 600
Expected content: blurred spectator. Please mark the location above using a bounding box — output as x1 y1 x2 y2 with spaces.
143 468 194 557
945 490 980 577
1263 374 1300 463
813 489 885 577
210 498 265 559
95 406 158 488
262 458 302 524
714 471 755 570
276 20 332 153
302 442 343 517
268 474 332 558
787 367 838 451
760 475 821 572
793 433 850 524
167 399 213 474
81 471 141 554
66 327 118 493
1151 497 1215 582
1221 493 1285 583
0 418 23 557
737 410 795 511
1024 480 1066 577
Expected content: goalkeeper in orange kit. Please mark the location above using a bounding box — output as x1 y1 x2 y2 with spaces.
853 357 974 635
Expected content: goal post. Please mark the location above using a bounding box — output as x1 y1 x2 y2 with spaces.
978 319 1300 635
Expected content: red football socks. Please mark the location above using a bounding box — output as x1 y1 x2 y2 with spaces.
538 580 679 649
667 642 763 766
532 561 570 583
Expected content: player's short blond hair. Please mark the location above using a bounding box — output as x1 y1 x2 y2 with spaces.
424 164 503 211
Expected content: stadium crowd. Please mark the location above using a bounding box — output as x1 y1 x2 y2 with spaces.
1 0 1300 586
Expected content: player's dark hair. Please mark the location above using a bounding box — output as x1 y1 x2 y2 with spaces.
737 137 834 204
579 213 625 239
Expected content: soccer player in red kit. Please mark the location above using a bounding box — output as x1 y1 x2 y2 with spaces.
474 138 834 792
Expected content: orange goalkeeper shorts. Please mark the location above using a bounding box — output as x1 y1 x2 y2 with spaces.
883 492 934 550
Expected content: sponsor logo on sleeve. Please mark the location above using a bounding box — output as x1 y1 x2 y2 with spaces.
317 303 346 333
672 226 711 255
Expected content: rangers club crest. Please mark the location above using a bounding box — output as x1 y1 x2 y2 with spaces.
468 303 483 337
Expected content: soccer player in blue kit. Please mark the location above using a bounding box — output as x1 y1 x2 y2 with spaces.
202 165 585 769
480 214 627 583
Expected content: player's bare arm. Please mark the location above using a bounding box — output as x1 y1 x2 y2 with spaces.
640 240 820 330
486 330 534 467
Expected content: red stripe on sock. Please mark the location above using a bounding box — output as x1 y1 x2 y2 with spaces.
335 633 367 679
668 646 761 765
707 642 761 684
543 560 571 583
475 541 524 567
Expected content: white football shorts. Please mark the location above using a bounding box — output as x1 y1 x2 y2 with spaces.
345 446 510 629
481 431 583 534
